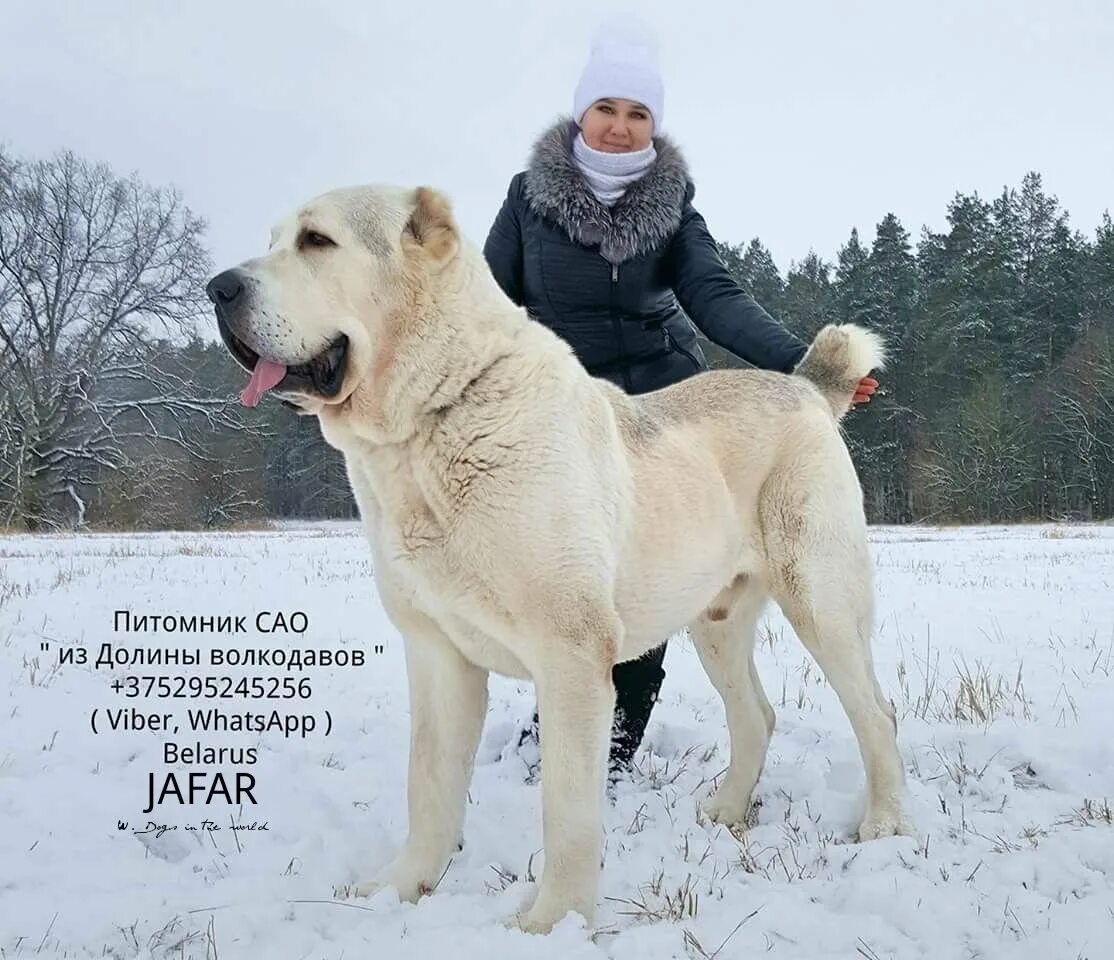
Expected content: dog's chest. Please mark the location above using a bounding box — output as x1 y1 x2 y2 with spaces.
373 472 451 573
356 449 478 600
342 437 539 677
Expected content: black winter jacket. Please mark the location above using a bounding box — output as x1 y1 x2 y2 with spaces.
483 118 807 395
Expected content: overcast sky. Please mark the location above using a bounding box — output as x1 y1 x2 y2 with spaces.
3 0 1111 281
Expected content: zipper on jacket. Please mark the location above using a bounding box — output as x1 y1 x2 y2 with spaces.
608 260 631 391
665 328 702 372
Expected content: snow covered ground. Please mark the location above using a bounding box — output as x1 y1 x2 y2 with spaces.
2 522 1113 959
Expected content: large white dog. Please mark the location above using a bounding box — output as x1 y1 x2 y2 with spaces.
207 185 911 933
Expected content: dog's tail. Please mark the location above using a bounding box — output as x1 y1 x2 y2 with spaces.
793 323 885 419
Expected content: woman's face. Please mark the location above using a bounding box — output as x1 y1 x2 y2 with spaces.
579 98 653 153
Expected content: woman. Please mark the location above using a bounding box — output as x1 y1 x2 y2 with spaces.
483 34 877 777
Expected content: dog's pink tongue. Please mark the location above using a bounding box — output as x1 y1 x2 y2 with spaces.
239 359 287 408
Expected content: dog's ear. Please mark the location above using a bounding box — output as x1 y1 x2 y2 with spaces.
404 187 458 268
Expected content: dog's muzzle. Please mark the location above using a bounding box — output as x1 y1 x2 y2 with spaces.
206 268 349 403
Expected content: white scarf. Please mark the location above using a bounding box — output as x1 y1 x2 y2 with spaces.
571 132 657 206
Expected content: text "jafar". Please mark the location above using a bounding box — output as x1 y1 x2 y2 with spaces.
144 770 258 814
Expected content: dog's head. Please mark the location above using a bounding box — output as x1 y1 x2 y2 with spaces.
207 185 459 413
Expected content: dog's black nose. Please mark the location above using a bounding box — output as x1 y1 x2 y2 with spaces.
206 269 244 306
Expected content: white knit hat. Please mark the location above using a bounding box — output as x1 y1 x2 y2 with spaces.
573 20 664 130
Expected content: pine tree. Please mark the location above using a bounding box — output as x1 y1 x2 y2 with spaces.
718 237 785 313
844 214 921 521
835 228 871 327
739 238 786 315
781 252 835 341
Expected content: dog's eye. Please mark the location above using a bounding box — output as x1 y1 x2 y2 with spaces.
300 230 336 249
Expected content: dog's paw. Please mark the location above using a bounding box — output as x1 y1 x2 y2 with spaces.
700 798 745 828
332 878 393 901
508 910 554 936
504 886 590 935
506 904 581 936
699 790 756 830
332 879 371 900
504 911 538 934
336 857 441 904
858 807 915 841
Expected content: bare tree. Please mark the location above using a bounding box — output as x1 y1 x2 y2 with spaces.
0 147 251 530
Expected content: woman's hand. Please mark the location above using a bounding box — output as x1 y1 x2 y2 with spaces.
852 376 879 406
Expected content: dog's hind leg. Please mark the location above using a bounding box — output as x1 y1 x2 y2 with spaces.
350 602 488 902
691 572 773 828
749 626 776 737
764 484 910 841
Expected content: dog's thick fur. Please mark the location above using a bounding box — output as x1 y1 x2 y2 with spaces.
213 185 911 934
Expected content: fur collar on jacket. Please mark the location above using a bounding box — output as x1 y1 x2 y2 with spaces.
523 117 693 264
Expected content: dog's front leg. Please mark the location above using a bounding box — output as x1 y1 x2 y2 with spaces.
354 613 488 902
516 611 619 934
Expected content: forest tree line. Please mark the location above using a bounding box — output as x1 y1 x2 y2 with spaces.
1 147 1110 530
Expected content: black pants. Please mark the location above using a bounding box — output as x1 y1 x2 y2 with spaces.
608 642 668 770
522 642 667 773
